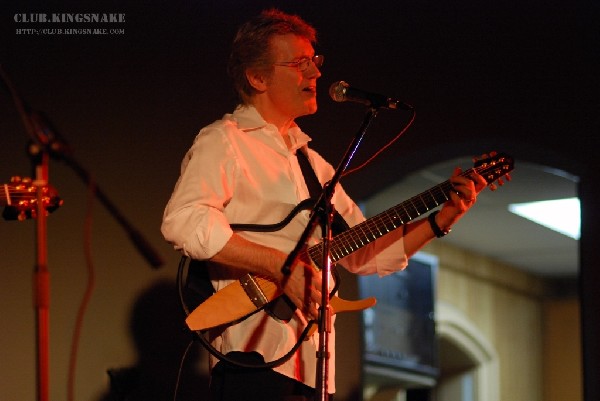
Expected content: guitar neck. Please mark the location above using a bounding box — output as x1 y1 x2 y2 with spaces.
307 173 461 265
305 151 514 265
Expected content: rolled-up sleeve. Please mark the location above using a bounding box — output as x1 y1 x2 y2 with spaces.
161 127 236 260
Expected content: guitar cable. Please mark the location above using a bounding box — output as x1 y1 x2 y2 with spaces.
171 195 347 397
341 108 416 177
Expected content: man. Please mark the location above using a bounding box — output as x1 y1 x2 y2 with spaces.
161 8 487 401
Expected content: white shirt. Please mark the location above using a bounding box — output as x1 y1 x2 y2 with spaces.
162 105 408 393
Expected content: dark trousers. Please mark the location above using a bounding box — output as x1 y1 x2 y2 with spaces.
209 352 333 401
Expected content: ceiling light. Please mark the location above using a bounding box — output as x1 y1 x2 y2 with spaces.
508 198 580 240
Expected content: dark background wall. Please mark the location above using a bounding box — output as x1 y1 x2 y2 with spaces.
1 1 598 400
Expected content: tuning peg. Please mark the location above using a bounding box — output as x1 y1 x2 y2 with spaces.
473 151 498 164
18 211 28 221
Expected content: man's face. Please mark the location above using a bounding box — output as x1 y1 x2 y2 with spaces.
261 34 322 123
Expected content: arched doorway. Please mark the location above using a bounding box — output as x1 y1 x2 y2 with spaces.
435 302 499 401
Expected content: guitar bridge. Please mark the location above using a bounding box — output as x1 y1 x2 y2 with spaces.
239 274 269 309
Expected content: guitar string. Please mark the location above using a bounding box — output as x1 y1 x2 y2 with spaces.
308 159 510 261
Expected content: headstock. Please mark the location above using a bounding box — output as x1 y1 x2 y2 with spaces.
2 176 63 221
473 152 514 190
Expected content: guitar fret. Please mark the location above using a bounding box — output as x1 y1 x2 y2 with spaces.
392 209 405 226
386 211 399 230
384 220 397 231
417 194 431 213
355 230 367 247
426 190 441 207
407 198 421 217
303 154 513 268
378 223 388 235
367 224 378 241
338 244 350 259
356 224 369 245
400 203 414 220
309 248 322 266
335 239 350 259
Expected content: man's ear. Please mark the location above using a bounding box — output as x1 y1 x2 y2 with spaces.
245 68 268 93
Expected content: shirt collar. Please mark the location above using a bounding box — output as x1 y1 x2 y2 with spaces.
230 104 267 131
229 105 312 152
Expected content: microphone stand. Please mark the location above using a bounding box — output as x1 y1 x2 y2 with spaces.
1 65 164 401
281 107 379 401
31 146 51 401
26 119 163 401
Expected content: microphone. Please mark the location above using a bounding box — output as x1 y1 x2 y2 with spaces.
329 81 413 110
28 110 73 157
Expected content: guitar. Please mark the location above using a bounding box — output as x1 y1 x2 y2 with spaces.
2 176 62 221
185 152 514 332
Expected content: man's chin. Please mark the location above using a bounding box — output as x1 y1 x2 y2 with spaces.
306 102 318 115
295 102 318 119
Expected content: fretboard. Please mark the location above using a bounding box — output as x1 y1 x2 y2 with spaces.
307 174 459 265
303 151 514 267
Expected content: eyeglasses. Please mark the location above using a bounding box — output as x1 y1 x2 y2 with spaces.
273 55 324 72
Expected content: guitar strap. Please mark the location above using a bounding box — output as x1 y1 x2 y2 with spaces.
265 150 349 321
297 149 323 198
296 150 350 235
184 149 350 323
